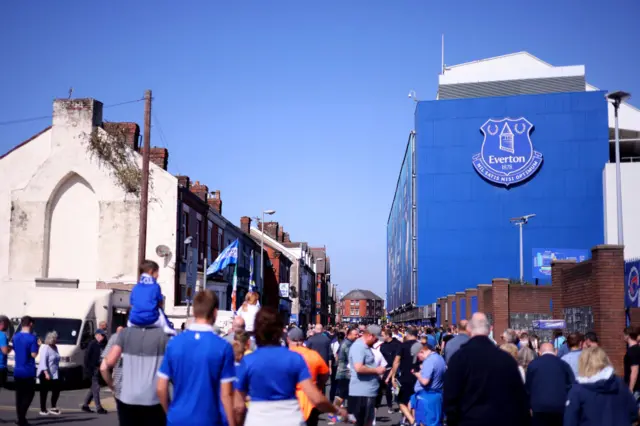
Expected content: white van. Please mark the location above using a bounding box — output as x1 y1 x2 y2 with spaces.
7 288 120 383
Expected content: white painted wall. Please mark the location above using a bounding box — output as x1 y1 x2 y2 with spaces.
0 99 179 318
603 162 640 259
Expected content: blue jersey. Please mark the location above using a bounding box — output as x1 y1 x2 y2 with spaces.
12 332 38 378
129 274 163 326
158 324 235 426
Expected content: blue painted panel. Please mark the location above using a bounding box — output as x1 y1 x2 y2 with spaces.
413 91 608 306
460 298 467 321
471 296 478 314
436 304 441 327
452 301 457 325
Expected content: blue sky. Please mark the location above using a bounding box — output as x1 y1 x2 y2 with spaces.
1 1 638 299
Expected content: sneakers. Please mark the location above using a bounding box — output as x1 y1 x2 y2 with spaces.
96 408 108 415
81 406 92 413
388 408 395 414
48 408 61 415
38 411 49 416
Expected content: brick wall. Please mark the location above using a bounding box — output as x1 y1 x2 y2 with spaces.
447 295 455 328
455 292 465 323
551 245 625 374
465 288 477 319
509 285 553 313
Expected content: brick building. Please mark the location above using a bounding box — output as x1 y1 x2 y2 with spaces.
341 289 384 324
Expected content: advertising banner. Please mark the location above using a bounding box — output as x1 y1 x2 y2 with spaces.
625 259 640 308
532 248 590 280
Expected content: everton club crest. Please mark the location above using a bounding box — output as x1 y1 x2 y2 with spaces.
472 117 543 187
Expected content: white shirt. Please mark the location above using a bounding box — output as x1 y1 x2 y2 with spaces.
238 304 260 332
372 341 388 369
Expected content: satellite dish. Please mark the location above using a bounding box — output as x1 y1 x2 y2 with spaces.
156 245 171 257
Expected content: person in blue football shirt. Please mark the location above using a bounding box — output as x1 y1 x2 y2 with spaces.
157 290 236 426
13 316 39 426
234 307 346 426
413 336 446 426
129 260 175 335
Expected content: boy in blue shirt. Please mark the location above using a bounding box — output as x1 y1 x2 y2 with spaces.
13 316 39 426
157 289 236 426
129 260 176 335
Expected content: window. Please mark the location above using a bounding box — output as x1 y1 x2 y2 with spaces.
207 221 213 264
217 228 223 258
181 210 190 261
196 217 203 265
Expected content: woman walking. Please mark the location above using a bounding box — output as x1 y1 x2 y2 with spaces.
564 346 637 426
37 331 61 416
238 292 260 333
233 307 346 426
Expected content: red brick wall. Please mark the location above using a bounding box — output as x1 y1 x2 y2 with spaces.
477 285 493 318
492 279 509 341
465 289 477 319
455 292 465 323
551 245 626 374
447 295 455 328
508 285 553 313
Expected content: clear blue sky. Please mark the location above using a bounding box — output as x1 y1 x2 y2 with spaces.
1 1 638 299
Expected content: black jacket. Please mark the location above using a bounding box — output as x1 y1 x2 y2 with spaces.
443 336 530 426
564 367 637 426
83 339 104 378
306 332 332 365
525 353 575 413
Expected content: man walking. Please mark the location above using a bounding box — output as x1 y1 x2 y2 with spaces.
443 320 470 364
526 343 575 426
288 327 331 426
101 315 170 425
156 290 236 426
390 327 422 425
349 325 385 426
379 328 401 413
560 332 583 377
444 313 530 426
0 316 10 395
624 326 640 400
306 324 333 367
329 327 358 424
82 329 108 414
12 316 38 426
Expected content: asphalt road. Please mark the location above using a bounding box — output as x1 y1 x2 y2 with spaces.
0 385 402 425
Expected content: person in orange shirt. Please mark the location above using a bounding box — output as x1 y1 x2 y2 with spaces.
288 327 345 426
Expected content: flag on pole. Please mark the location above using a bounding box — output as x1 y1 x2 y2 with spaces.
206 239 239 275
231 264 238 312
249 250 256 293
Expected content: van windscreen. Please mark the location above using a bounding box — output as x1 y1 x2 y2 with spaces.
19 318 82 345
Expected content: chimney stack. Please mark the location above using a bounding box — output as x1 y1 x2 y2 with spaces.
103 122 140 151
150 147 168 170
283 232 291 243
277 227 285 242
208 190 222 214
176 175 190 189
190 181 209 202
263 222 279 240
240 216 252 234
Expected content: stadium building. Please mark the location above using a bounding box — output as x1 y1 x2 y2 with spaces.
387 52 640 323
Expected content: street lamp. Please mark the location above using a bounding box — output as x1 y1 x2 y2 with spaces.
510 214 536 284
607 91 631 246
260 209 276 286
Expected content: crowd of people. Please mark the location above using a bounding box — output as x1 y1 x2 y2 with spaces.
1 262 640 426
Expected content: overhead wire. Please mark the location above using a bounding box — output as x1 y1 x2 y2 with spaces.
0 97 145 127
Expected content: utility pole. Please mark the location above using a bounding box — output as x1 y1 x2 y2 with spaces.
138 90 152 268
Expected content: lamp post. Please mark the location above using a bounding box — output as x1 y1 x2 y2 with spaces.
606 91 631 246
510 214 536 284
260 210 276 287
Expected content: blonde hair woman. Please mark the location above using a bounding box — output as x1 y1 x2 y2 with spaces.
238 292 260 333
37 331 61 415
500 343 525 382
564 346 637 426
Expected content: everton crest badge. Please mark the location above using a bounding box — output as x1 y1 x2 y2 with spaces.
472 117 543 187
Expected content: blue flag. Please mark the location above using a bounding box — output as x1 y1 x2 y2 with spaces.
206 239 239 275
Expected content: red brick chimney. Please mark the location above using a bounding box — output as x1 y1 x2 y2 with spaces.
263 222 279 240
103 122 140 151
208 190 222 214
150 147 168 170
190 181 209 202
240 216 251 233
277 227 285 242
176 175 190 189
283 232 291 243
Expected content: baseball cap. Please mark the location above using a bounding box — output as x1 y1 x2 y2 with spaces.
366 325 383 340
287 327 305 342
95 329 106 336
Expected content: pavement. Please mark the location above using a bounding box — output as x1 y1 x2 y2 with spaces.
0 384 403 425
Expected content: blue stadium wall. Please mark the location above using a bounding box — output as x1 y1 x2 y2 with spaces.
414 91 609 306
